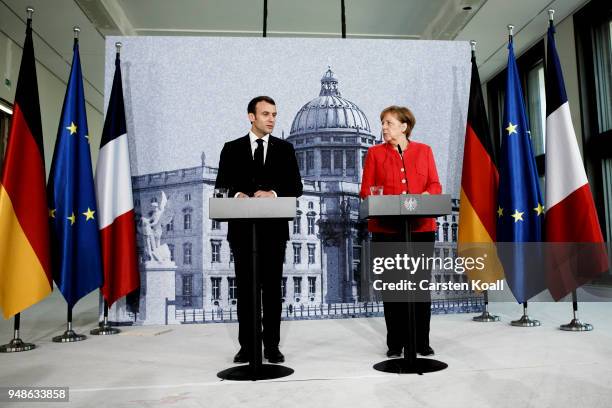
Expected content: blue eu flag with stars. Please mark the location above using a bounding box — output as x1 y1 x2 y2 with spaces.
497 38 546 303
48 39 103 308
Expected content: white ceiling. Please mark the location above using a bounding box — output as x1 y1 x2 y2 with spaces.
0 0 590 114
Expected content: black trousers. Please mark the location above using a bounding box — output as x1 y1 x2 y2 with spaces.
372 231 435 351
230 237 286 351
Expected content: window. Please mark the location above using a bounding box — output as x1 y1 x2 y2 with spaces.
443 223 449 242
293 277 302 299
306 150 314 173
574 1 612 282
352 245 361 261
184 213 191 230
182 274 193 307
293 214 301 235
526 62 547 157
308 201 314 209
211 277 221 300
184 193 191 201
451 223 458 242
487 40 547 179
0 100 12 168
321 150 331 171
307 243 316 264
281 277 287 298
134 199 140 208
307 215 315 235
183 243 192 265
333 150 343 170
166 218 174 232
212 219 221 230
361 150 367 169
211 240 221 263
228 277 237 300
168 244 175 261
308 277 316 298
297 152 305 171
230 249 234 263
293 243 301 264
346 150 355 169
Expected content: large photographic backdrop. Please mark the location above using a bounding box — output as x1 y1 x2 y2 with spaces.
104 36 474 325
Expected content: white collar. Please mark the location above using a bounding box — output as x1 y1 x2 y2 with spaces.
249 131 269 144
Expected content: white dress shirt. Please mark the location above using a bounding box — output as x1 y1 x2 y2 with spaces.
249 131 270 162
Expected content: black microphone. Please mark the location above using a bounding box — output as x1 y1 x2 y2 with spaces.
397 144 408 191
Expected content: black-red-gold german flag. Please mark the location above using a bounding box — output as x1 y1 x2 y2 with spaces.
458 51 504 285
0 17 52 319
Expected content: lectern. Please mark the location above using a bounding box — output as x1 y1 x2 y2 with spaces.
210 197 296 381
360 194 451 374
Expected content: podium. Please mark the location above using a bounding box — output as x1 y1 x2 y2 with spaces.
210 197 296 381
360 194 451 374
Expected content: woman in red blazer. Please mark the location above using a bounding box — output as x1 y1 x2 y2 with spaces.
360 105 441 358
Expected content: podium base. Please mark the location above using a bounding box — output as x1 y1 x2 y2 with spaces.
373 357 448 375
560 318 593 331
0 338 36 353
217 364 294 381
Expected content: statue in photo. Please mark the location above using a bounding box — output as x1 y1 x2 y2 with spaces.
139 191 174 264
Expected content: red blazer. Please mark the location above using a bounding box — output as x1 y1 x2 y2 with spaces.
360 140 442 233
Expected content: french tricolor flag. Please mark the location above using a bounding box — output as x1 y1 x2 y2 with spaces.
95 49 139 306
544 20 608 299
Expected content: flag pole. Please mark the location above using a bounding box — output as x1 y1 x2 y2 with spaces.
465 39 500 323
90 41 123 337
497 24 541 328
543 9 593 332
0 7 39 353
91 300 120 335
560 290 593 331
547 8 591 332
52 305 87 342
50 27 92 343
0 312 36 352
511 301 540 327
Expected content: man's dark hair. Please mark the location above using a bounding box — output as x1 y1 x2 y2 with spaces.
247 96 276 115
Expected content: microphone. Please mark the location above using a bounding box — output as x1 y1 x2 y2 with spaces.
397 144 408 192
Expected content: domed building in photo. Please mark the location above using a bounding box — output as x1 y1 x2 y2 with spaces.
286 67 377 303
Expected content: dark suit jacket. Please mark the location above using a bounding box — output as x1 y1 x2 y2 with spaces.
214 134 303 243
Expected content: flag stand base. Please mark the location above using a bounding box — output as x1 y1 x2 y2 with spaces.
473 311 500 322
560 318 593 331
0 338 35 353
52 330 86 343
511 315 540 327
90 322 120 336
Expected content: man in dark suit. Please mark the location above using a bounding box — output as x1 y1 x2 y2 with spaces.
215 96 303 364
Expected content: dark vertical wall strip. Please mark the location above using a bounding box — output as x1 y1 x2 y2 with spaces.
263 0 268 37
341 0 346 38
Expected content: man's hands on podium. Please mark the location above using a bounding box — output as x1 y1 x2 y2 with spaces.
234 191 277 198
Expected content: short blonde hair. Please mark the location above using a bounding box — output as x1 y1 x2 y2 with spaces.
380 106 416 137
